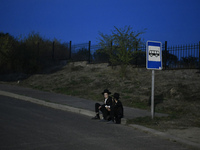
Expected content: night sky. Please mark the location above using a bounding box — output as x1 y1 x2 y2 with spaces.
1 0 200 46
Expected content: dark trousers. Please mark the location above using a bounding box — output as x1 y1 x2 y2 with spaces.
110 108 122 124
95 103 110 120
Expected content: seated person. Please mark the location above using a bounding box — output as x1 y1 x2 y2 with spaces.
108 93 124 124
92 89 112 120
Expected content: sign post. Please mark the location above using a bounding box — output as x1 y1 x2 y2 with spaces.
146 41 162 119
151 70 155 119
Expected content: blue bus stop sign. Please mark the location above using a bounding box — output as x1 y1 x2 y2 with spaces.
146 41 162 70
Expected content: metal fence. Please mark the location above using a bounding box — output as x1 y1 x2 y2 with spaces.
47 40 200 70
165 43 199 69
70 41 111 63
70 42 90 62
68 41 200 70
35 41 70 61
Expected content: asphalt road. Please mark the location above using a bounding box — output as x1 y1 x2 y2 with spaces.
0 95 189 150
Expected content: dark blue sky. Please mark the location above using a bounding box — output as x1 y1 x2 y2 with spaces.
1 0 200 45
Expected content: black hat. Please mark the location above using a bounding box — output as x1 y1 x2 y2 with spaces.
101 89 111 95
112 93 120 100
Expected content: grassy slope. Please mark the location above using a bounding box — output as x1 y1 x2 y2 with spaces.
17 62 200 130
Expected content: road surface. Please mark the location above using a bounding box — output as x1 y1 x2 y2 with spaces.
0 95 189 150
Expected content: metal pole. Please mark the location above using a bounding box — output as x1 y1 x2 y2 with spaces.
88 41 91 63
110 40 113 63
69 41 72 60
165 41 167 70
136 41 138 67
199 41 200 70
52 41 55 60
37 42 39 62
110 41 112 51
151 70 155 119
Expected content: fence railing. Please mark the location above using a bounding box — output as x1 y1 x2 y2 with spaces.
44 40 200 70
67 41 200 70
165 43 199 69
35 41 70 61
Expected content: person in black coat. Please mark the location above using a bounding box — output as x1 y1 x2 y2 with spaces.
108 93 124 124
92 89 112 120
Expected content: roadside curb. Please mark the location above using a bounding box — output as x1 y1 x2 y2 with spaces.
0 90 127 124
0 90 94 117
1 90 200 149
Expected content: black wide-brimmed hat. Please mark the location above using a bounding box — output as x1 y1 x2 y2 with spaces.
112 93 120 100
101 89 111 95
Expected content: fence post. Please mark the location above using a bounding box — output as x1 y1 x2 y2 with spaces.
69 41 72 60
88 41 91 63
52 41 55 60
37 42 40 61
164 41 167 70
110 41 113 67
135 41 138 67
199 41 200 70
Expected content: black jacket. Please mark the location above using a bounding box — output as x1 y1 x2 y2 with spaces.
102 96 113 107
114 100 124 118
106 96 113 106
